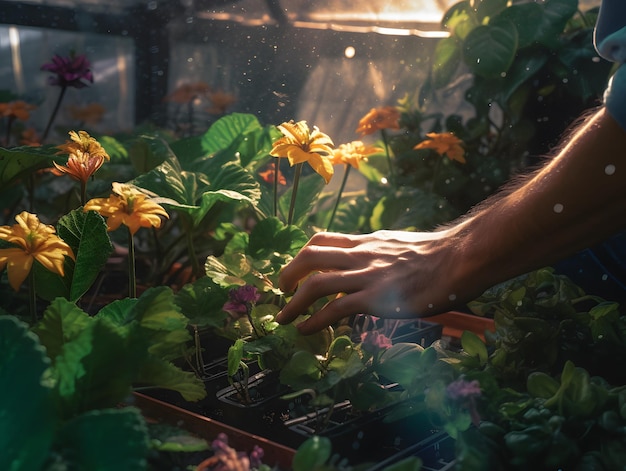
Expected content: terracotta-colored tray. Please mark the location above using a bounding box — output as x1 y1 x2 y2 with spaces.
131 392 296 469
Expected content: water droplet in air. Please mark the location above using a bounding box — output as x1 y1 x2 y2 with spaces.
553 203 564 213
448 294 457 301
605 164 616 175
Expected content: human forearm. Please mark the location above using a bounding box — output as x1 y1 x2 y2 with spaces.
451 107 626 292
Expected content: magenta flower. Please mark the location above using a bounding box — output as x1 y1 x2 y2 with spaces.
446 378 482 426
223 285 261 316
41 53 94 89
446 378 481 400
360 330 393 354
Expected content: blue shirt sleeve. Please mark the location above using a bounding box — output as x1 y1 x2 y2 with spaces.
594 0 626 130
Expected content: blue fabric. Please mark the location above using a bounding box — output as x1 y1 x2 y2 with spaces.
594 0 626 130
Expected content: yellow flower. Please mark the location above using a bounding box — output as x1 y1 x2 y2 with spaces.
331 141 382 169
413 132 466 164
270 120 335 184
84 182 169 236
53 130 110 183
0 211 75 291
355 106 401 136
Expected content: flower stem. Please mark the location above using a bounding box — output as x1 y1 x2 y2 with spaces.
42 85 67 143
381 129 395 186
4 116 14 147
327 164 351 231
80 180 87 207
128 227 136 298
28 269 37 324
287 163 304 226
273 158 279 218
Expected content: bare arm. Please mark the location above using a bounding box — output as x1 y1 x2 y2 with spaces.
276 108 626 334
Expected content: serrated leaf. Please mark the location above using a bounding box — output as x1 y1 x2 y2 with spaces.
53 318 138 416
0 316 57 471
57 209 114 301
33 297 92 362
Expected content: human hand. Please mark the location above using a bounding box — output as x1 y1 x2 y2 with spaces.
276 229 477 334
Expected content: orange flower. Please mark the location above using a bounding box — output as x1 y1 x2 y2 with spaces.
0 211 74 291
53 130 110 183
331 141 382 169
414 132 466 164
356 106 401 136
259 167 287 185
20 128 41 147
207 90 237 114
164 82 212 104
84 182 169 235
68 103 106 124
270 120 334 184
0 100 36 121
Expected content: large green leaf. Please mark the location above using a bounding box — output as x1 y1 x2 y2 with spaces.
58 408 149 471
57 209 113 302
0 316 57 471
247 217 308 259
198 112 264 157
463 21 518 79
53 317 138 417
131 155 259 227
0 145 56 187
33 297 92 362
174 276 229 327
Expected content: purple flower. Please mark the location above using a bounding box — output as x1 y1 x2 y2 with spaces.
223 285 261 316
446 378 481 400
446 378 482 426
360 330 393 353
41 53 94 89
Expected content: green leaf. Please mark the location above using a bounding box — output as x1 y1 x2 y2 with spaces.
495 3 545 49
527 372 560 399
431 37 462 89
0 145 56 187
463 21 518 79
277 172 326 227
33 297 92 362
377 343 425 388
57 209 114 302
58 408 149 471
228 339 245 376
0 316 57 471
174 276 229 327
53 318 138 417
248 217 308 259
461 331 488 365
135 357 206 402
279 350 322 389
293 436 332 471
